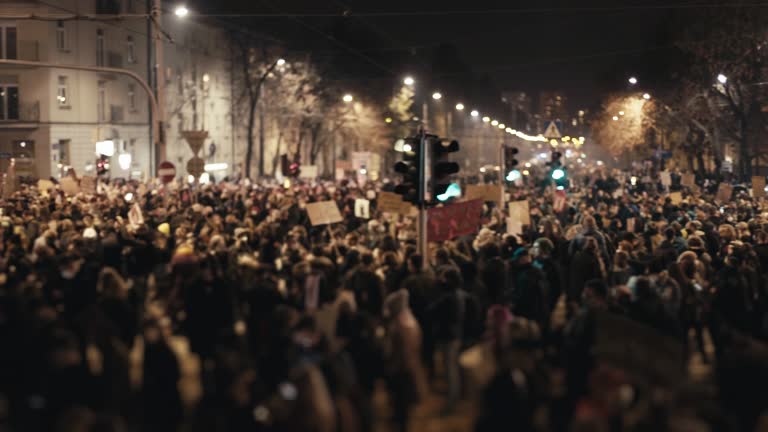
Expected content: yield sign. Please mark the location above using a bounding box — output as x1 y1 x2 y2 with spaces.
543 121 562 139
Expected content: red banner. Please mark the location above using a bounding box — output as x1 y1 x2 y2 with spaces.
427 199 483 242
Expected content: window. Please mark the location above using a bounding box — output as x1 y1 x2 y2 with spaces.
97 81 106 122
126 35 135 63
0 25 17 59
57 76 69 106
0 84 19 120
96 29 105 66
56 21 66 51
58 139 70 166
127 83 135 110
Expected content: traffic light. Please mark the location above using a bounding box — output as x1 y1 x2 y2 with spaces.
430 137 460 200
394 137 422 204
96 155 110 176
504 146 519 182
281 154 301 177
547 151 568 188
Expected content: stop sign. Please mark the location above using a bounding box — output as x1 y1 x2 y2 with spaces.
158 161 176 184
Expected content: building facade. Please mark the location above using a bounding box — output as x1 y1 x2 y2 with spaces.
0 0 235 180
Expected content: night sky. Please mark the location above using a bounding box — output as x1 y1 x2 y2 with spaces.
194 0 737 111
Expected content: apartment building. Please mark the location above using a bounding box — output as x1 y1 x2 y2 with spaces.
0 0 234 179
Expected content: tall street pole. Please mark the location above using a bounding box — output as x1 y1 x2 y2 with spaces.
151 0 166 172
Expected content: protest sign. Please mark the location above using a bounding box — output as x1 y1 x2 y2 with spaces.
668 191 683 205
465 184 504 206
427 199 483 242
354 198 370 219
299 165 318 179
508 200 531 226
378 191 412 215
681 173 696 188
660 171 671 188
306 201 344 226
753 176 766 198
593 311 684 386
37 179 54 196
60 177 79 196
80 176 97 195
507 218 523 236
626 217 636 233
716 183 733 203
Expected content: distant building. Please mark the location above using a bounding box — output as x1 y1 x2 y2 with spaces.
501 91 534 133
538 91 568 123
0 0 235 179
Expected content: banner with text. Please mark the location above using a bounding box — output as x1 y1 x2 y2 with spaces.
427 199 483 242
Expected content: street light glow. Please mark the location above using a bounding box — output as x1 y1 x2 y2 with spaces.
470 110 479 117
342 94 353 103
385 117 392 123
277 58 286 66
455 103 464 111
628 77 638 85
491 120 499 126
174 5 189 17
612 115 619 121
717 73 727 84
432 92 442 100
403 76 415 86
619 111 625 116
643 93 651 100
498 123 505 129
482 116 490 122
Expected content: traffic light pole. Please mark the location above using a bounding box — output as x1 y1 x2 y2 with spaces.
499 143 505 185
417 130 429 271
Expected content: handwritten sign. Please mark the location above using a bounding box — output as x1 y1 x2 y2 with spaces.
354 198 370 219
507 218 523 236
668 191 683 205
753 176 766 198
427 199 483 242
660 171 671 188
626 217 636 233
465 184 504 206
716 183 733 203
80 176 97 195
681 174 695 188
378 191 412 215
299 165 318 179
128 202 144 228
37 179 55 196
306 201 343 226
508 200 531 226
60 177 80 196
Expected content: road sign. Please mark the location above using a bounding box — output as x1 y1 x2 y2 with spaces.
181 130 208 156
158 161 176 184
186 157 205 178
543 121 562 139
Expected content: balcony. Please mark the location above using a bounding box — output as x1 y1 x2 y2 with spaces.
0 101 39 128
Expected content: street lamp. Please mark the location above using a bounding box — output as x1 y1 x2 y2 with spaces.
432 92 442 100
470 110 479 117
619 111 625 116
455 103 464 111
277 58 286 66
482 116 490 123
491 120 498 126
174 5 189 17
403 76 415 86
717 73 727 84
628 76 638 85
498 123 505 129
642 93 651 100
342 94 353 103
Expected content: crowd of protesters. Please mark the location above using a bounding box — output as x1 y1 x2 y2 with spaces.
1 164 768 432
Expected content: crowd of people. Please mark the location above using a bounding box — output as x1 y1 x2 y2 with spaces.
1 165 768 432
